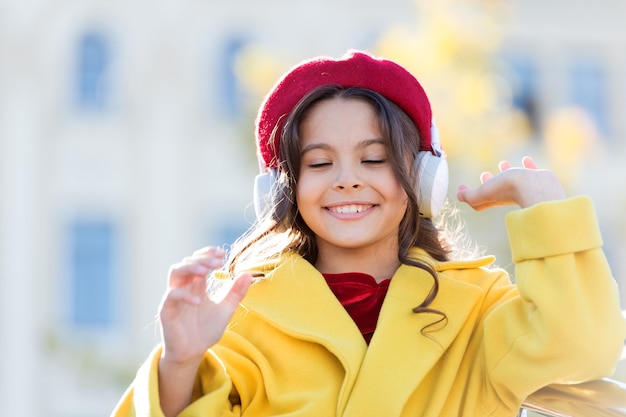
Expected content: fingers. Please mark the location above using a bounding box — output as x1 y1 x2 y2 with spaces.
210 273 253 305
230 273 253 301
158 276 207 323
457 156 534 211
471 156 537 187
192 246 226 257
498 160 512 171
168 262 208 289
185 246 226 269
498 156 537 171
499 155 538 171
159 272 252 326
522 155 537 169
456 186 503 211
165 277 206 306
479 171 493 184
457 155 565 210
163 272 251 311
197 273 253 331
168 246 227 288
478 160 515 185
158 249 255 365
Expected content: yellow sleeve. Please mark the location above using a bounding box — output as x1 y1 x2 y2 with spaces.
109 345 238 417
485 196 626 405
109 346 163 417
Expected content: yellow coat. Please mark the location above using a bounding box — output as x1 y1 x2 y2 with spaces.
112 197 626 417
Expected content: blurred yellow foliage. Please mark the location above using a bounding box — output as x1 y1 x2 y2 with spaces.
234 44 286 102
543 107 600 189
374 0 530 169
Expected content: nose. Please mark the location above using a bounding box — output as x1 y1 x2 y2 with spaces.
333 165 363 190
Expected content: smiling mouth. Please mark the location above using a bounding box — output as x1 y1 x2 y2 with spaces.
327 204 373 214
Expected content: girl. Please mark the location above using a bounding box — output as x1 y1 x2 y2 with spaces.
112 50 625 417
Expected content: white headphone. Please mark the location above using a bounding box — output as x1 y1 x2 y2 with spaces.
414 119 448 218
253 166 280 220
253 120 448 220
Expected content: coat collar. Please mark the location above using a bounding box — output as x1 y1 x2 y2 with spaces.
343 254 490 415
239 250 494 414
241 252 367 378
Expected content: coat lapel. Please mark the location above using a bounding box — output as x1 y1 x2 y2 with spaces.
342 257 488 416
241 253 368 396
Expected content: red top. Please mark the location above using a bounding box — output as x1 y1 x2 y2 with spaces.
323 272 391 344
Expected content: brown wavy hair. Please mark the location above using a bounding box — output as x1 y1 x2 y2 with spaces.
227 85 450 329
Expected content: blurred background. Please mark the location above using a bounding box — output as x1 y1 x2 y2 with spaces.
1 0 625 415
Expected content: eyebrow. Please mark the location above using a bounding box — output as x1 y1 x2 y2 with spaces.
300 138 385 155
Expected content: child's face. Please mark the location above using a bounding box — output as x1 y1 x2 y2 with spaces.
296 97 408 255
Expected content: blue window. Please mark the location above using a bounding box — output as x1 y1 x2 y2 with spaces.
214 221 248 248
68 219 117 327
217 37 246 117
566 59 608 135
503 55 539 129
76 31 111 110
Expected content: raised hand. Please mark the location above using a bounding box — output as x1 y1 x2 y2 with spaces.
157 246 253 417
456 156 566 211
158 246 252 364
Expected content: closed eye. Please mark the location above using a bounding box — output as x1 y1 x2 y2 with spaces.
308 162 332 168
363 159 386 165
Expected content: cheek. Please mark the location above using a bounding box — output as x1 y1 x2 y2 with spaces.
399 191 410 212
295 173 330 222
296 171 324 194
388 182 410 214
378 171 408 200
295 186 317 228
295 175 314 208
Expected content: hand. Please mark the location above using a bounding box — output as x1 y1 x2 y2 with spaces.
158 246 253 366
456 156 566 211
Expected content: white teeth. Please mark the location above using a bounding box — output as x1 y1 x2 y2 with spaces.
330 205 369 214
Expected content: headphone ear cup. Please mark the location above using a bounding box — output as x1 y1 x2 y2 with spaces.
253 169 279 220
253 171 272 220
414 151 449 218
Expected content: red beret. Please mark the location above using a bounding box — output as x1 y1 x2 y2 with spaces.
255 50 433 169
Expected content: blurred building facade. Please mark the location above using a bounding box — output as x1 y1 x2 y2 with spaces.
0 1 624 416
